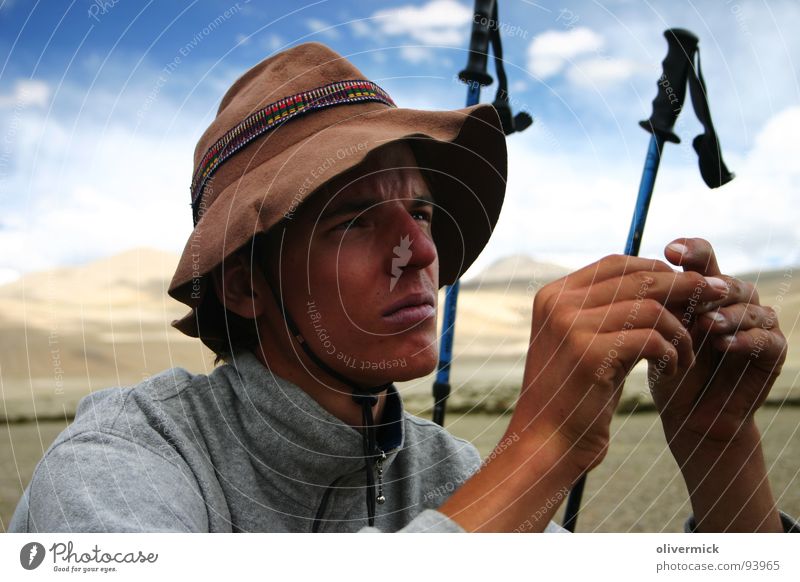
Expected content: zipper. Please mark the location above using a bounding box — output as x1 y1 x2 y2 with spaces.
311 447 392 532
375 448 386 505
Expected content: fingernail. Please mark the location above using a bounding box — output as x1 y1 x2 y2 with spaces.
667 243 689 257
704 276 728 293
721 334 737 346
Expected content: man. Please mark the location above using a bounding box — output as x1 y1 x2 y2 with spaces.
9 42 796 533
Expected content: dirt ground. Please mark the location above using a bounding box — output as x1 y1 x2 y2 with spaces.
444 407 800 532
1 407 797 532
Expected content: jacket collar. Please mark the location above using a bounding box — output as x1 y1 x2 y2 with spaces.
212 348 405 509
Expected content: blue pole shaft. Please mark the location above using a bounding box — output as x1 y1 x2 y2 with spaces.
625 134 664 256
432 82 481 426
435 280 461 386
563 131 667 531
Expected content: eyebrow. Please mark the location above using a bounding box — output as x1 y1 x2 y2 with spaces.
321 193 434 220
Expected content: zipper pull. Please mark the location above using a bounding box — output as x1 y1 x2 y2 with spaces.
375 448 386 505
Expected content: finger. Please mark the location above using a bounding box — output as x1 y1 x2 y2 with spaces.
698 304 778 334
695 275 760 314
588 328 682 382
578 269 728 309
558 254 676 291
713 327 788 365
664 237 721 276
579 299 695 369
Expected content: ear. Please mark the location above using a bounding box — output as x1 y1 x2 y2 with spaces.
211 251 270 319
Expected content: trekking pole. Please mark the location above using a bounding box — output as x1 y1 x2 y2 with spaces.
562 28 734 532
432 0 492 428
627 28 698 256
433 0 531 427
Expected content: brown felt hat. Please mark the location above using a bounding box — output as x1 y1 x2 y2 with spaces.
168 42 507 344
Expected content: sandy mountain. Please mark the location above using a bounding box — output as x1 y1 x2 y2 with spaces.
0 248 184 325
1 249 797 420
0 248 215 420
460 253 571 290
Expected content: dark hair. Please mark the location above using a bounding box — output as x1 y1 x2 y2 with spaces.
200 232 273 366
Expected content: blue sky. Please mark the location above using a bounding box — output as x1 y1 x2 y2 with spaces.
1 0 798 284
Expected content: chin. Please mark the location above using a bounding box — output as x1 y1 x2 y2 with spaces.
353 345 438 385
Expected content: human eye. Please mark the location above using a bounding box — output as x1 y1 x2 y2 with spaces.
334 215 363 230
411 205 433 224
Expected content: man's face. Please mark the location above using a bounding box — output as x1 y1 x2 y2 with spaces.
266 142 440 386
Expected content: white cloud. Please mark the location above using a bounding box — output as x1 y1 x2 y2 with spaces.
263 34 284 52
510 79 528 93
524 1 800 149
0 73 200 276
747 106 800 173
372 0 472 46
400 46 435 64
0 79 50 108
566 56 640 87
349 19 372 38
0 68 467 278
0 116 193 275
527 27 605 78
306 18 341 40
0 268 19 286
465 104 800 280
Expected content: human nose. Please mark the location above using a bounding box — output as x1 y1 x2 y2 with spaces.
384 204 437 274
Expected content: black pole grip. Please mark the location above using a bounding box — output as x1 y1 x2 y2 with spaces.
458 0 495 87
639 28 699 144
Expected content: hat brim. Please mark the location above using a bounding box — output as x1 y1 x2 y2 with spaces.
169 102 507 339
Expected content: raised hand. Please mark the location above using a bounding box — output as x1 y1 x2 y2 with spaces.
509 254 727 474
652 237 787 445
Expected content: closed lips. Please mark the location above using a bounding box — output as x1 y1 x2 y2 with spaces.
382 292 435 316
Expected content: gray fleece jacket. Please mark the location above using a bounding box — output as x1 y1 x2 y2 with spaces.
9 349 566 533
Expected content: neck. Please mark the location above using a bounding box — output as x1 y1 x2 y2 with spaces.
250 343 387 428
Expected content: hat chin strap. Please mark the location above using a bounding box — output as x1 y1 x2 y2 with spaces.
264 278 390 528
